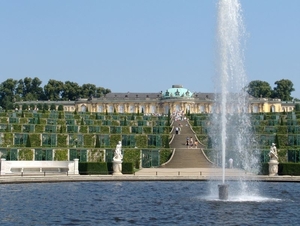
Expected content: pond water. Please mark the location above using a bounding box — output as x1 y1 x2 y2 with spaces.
0 181 299 225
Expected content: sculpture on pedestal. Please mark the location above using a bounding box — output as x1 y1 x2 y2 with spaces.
112 141 123 175
268 143 279 176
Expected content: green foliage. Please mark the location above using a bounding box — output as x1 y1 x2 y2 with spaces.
122 162 134 174
57 134 67 147
83 134 94 147
122 126 130 134
278 163 300 175
89 149 104 162
30 133 41 147
160 149 172 165
12 124 22 132
79 162 108 175
79 125 87 133
135 135 147 148
54 149 68 161
123 149 140 168
26 135 31 147
110 134 122 147
143 126 152 134
272 79 295 101
58 105 64 111
246 80 272 98
18 149 34 160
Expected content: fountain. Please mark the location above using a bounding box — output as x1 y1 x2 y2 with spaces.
210 0 259 199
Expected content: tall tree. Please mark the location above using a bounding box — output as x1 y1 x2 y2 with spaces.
272 79 295 101
44 79 64 100
61 81 81 101
0 78 18 109
246 80 272 98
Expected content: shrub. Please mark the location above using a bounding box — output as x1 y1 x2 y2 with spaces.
79 162 108 175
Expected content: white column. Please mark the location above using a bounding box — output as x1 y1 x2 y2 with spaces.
74 158 79 175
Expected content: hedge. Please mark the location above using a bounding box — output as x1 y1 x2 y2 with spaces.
79 162 108 175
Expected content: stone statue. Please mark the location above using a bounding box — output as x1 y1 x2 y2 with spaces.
269 143 278 161
268 143 279 176
113 141 123 161
112 141 123 175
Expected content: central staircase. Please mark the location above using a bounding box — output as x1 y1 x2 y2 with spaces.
162 119 213 168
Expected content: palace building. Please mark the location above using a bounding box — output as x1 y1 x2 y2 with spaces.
16 85 295 114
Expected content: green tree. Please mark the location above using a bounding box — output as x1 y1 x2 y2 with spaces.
246 80 272 98
58 105 64 111
0 78 18 109
272 79 295 101
43 103 49 111
44 79 64 100
295 104 300 112
26 135 31 147
50 103 56 111
61 81 81 101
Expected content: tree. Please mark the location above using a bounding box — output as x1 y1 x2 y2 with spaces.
0 78 18 109
44 79 64 100
61 81 81 101
246 80 272 98
50 103 56 111
58 105 64 111
295 104 300 112
272 79 295 101
43 103 49 111
26 135 31 147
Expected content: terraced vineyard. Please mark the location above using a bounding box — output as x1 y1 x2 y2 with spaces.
0 110 172 168
190 112 300 165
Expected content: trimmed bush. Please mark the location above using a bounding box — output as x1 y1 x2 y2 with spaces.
122 162 134 174
279 163 300 176
79 162 108 175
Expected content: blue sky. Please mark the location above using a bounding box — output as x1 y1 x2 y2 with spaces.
1 0 299 98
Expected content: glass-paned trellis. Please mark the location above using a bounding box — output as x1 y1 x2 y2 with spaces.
131 127 142 134
259 135 275 146
99 135 110 147
261 149 270 163
45 125 57 133
42 134 57 147
122 135 136 148
286 120 297 126
105 149 114 162
22 125 35 133
69 134 84 147
0 148 8 158
35 149 53 160
102 120 112 126
153 127 164 134
14 133 28 145
0 124 11 132
138 121 147 126
89 126 100 133
142 149 160 168
156 120 166 126
84 119 94 125
65 113 74 119
9 149 18 160
49 112 58 119
67 125 78 133
66 119 75 125
264 126 277 134
288 135 300 146
288 150 300 162
9 117 19 123
110 126 121 134
69 149 87 162
148 135 162 147
47 119 57 125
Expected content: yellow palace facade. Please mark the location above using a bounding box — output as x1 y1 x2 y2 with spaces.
17 85 295 114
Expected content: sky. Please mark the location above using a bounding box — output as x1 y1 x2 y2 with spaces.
1 0 300 98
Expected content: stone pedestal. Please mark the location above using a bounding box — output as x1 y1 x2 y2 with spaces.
268 160 279 176
218 184 228 200
113 160 123 175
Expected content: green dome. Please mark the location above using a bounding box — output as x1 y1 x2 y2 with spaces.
162 85 193 99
